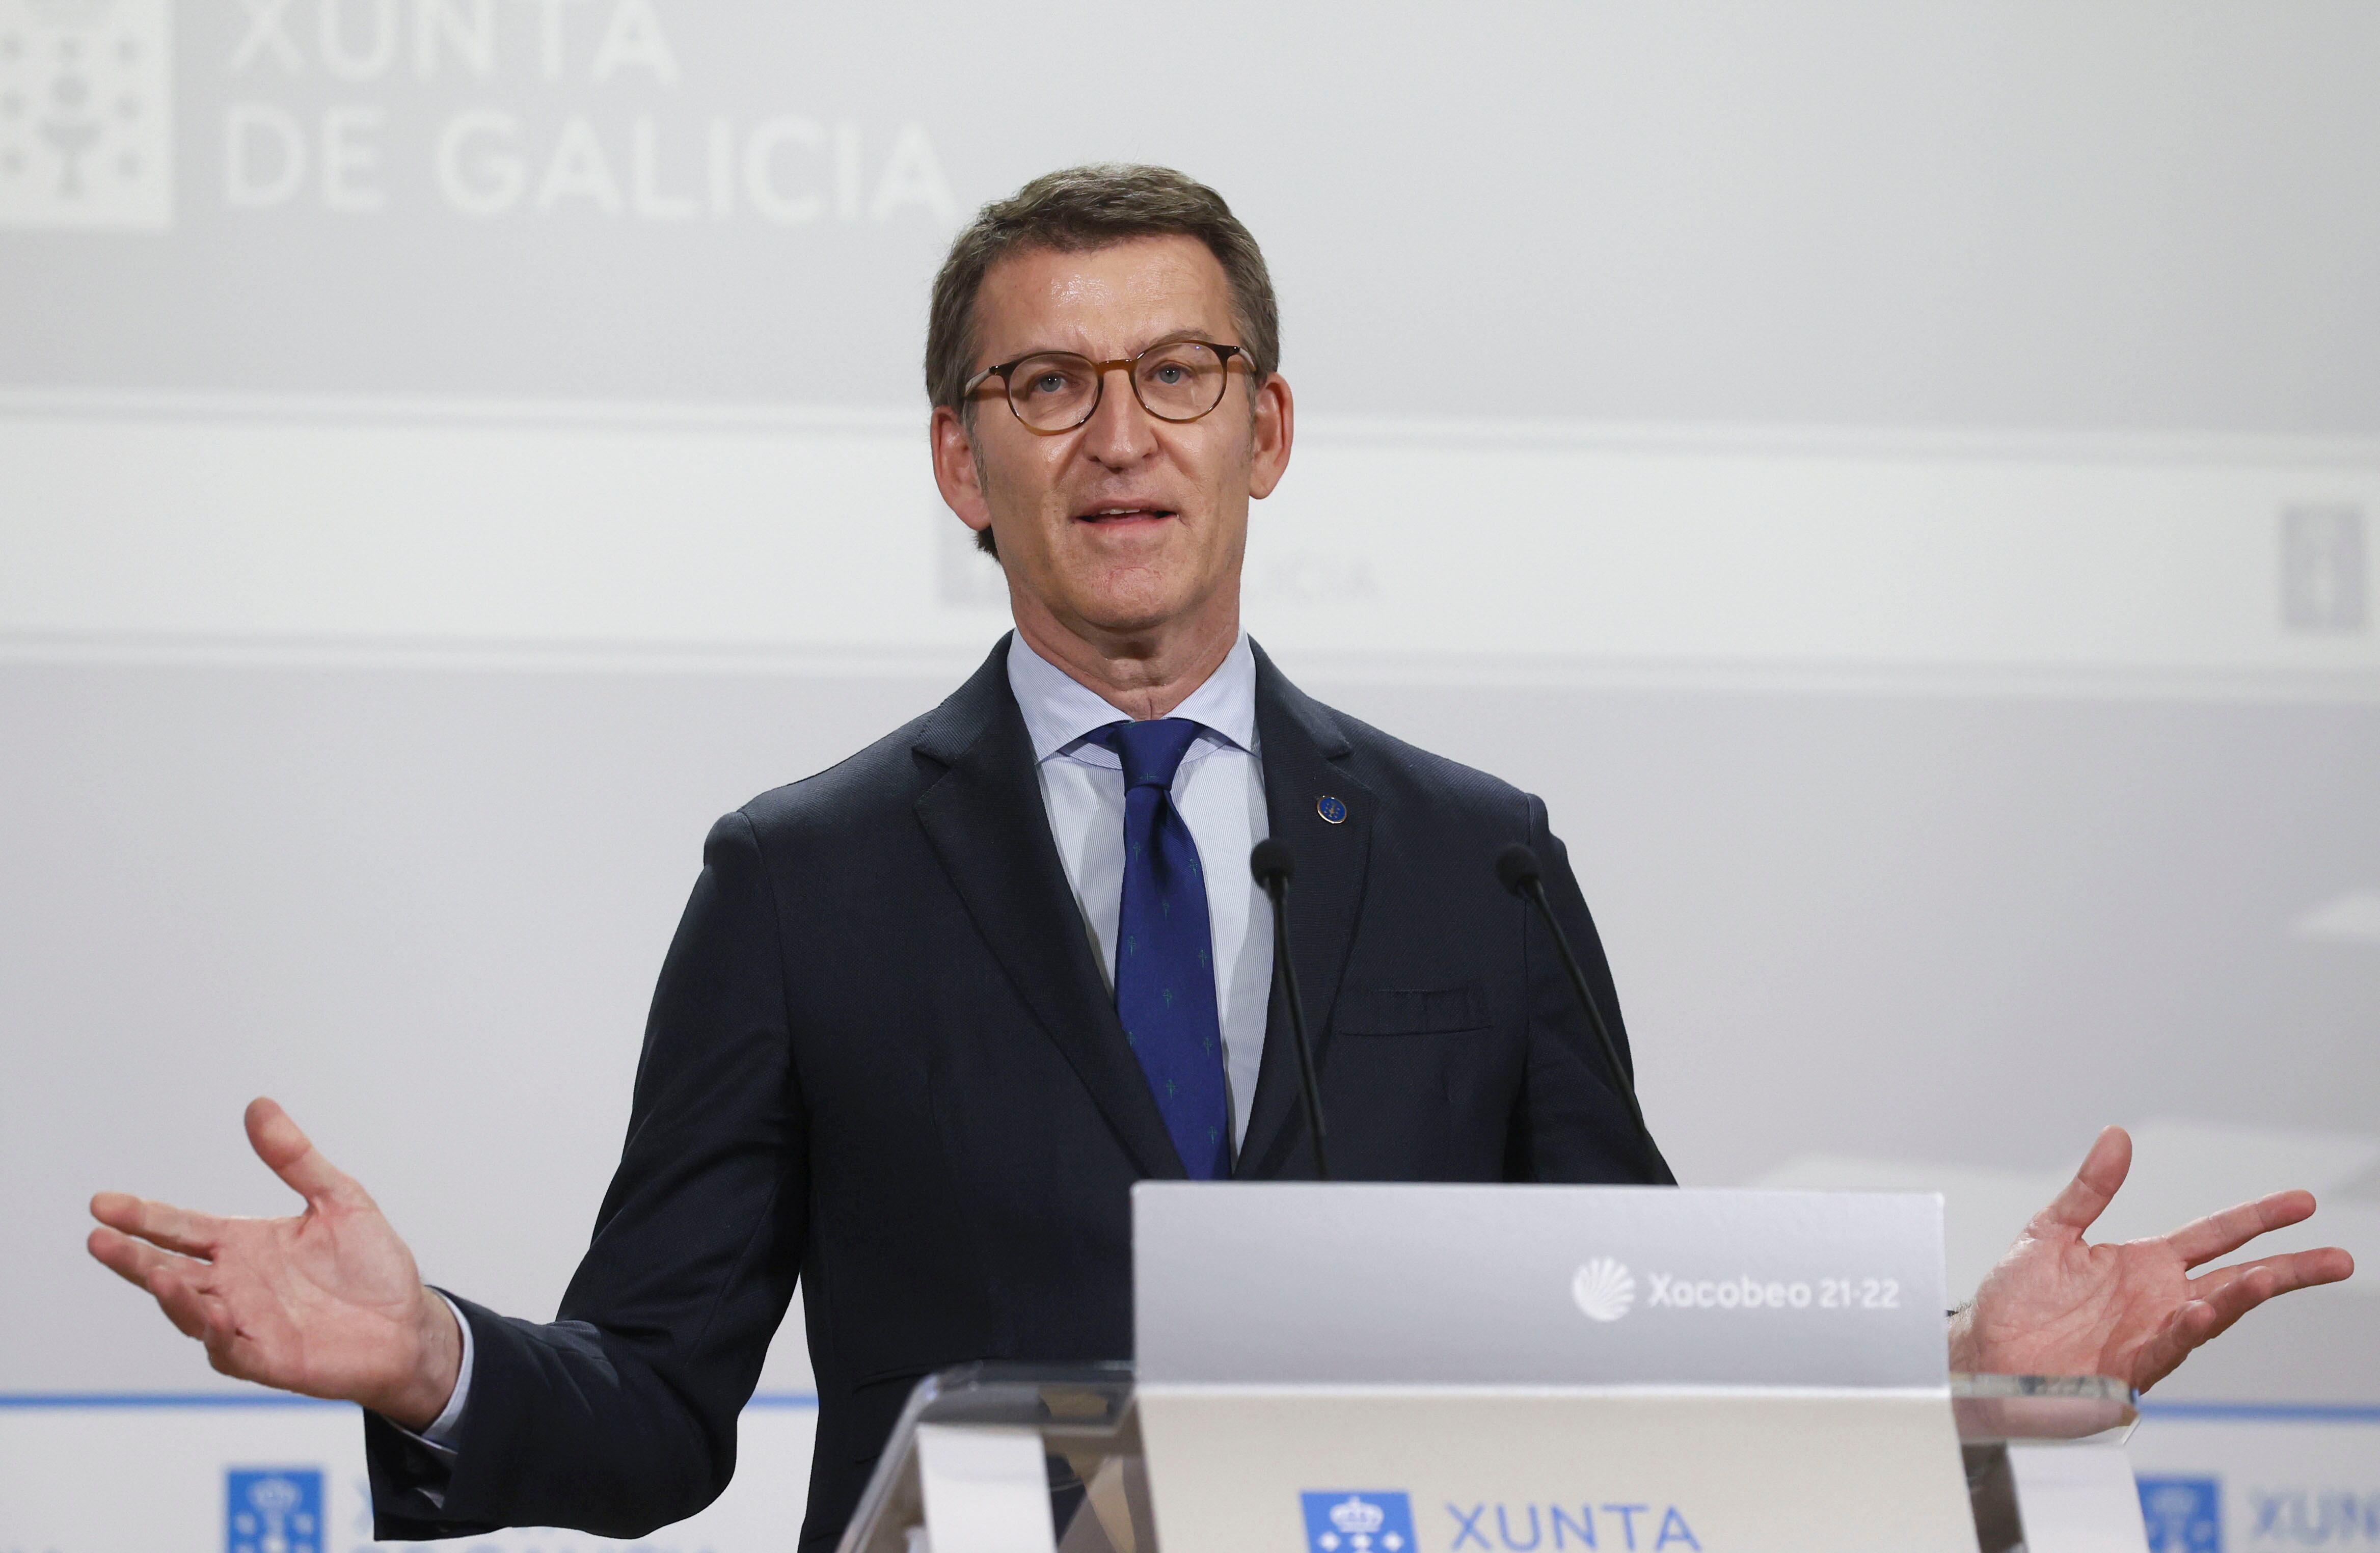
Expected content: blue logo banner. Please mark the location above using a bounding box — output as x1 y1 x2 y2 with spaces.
2138 1475 2223 1553
1303 1490 1417 1553
226 1467 323 1553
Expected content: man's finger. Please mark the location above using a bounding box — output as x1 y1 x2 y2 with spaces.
2131 1299 2220 1392
90 1227 220 1339
87 1225 193 1290
2184 1263 2281 1347
2031 1124 2132 1239
245 1096 366 1211
2193 1246 2356 1303
2161 1191 2317 1267
89 1191 224 1258
148 1260 225 1344
2132 1251 2356 1392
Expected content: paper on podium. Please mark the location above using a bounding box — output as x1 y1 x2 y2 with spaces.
2005 1445 2152 1553
915 1424 1058 1553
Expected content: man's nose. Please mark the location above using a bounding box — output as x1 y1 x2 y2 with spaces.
1080 363 1157 466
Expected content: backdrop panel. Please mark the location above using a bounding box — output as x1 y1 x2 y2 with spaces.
5 3 2375 1547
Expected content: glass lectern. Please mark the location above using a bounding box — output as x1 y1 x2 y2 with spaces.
836 1364 2141 1553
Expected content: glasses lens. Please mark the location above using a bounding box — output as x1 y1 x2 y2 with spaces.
1134 342 1227 421
1007 353 1100 431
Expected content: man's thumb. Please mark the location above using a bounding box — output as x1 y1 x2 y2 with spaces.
245 1097 364 1209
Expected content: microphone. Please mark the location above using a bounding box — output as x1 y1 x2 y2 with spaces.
1250 839 1331 1181
1494 843 1652 1147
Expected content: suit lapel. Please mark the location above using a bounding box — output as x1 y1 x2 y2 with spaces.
912 638 1186 1180
1239 642 1375 1177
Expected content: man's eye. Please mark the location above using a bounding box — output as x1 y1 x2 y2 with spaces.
1030 373 1070 395
1152 365 1187 385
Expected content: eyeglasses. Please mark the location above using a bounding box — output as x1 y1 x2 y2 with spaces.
963 340 1252 434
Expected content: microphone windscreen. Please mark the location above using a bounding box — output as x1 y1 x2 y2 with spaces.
1494 843 1543 896
1250 838 1294 886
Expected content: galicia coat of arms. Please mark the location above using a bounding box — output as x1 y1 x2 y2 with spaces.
225 1467 324 1553
0 0 173 228
1301 1490 1417 1553
2137 1476 2222 1553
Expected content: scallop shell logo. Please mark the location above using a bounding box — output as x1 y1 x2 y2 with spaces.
1571 1257 1637 1322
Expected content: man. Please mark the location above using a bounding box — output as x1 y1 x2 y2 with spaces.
87 166 2352 1551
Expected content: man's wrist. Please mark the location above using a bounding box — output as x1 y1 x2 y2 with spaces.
369 1286 464 1432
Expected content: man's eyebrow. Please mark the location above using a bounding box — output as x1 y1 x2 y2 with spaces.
995 327 1230 363
1139 327 1230 350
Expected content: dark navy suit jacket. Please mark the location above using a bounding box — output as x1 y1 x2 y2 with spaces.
366 636 1672 1549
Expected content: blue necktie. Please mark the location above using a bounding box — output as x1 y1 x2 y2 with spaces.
1090 718 1231 1180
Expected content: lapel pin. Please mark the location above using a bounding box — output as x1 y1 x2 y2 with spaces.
1316 795 1347 825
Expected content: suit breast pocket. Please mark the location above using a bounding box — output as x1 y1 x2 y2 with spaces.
1334 982 1487 1036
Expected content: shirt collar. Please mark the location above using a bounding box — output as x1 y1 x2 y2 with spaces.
1007 629 1258 763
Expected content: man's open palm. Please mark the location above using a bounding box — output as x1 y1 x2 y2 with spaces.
1951 1125 2355 1391
87 1097 459 1429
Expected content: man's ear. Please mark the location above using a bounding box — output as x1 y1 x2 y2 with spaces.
1247 372 1294 501
931 405 994 539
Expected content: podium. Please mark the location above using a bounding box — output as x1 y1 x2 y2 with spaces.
835 1184 2155 1553
837 1367 2141 1553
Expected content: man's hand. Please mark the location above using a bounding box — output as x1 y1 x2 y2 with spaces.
1949 1124 2355 1391
87 1097 462 1431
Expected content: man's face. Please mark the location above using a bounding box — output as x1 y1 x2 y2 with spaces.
931 234 1292 650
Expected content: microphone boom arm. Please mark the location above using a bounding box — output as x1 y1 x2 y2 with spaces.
1251 841 1332 1181
1497 843 1652 1147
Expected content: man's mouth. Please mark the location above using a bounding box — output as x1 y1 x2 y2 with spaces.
1074 505 1176 524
